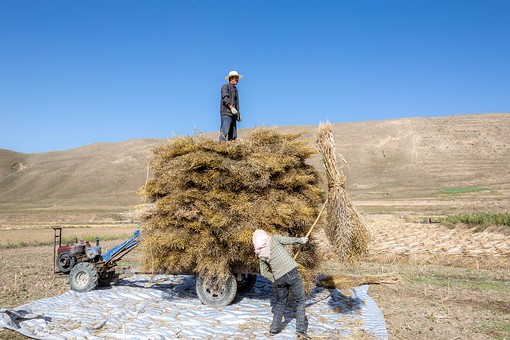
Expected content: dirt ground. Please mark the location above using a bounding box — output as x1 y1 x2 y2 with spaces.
364 214 510 340
1 214 509 339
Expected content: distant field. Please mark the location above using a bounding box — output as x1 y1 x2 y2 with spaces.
439 186 492 194
440 212 510 230
0 226 137 249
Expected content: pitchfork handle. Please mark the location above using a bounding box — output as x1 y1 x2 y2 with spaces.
293 198 328 260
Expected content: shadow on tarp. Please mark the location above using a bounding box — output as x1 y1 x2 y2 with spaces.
235 275 362 311
114 273 363 315
112 274 198 301
234 275 364 333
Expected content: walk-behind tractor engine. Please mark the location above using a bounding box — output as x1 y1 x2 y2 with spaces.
53 226 140 292
53 227 102 274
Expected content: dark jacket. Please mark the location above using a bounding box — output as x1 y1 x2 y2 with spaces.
220 83 240 116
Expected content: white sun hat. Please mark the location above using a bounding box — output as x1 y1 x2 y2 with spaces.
225 70 244 81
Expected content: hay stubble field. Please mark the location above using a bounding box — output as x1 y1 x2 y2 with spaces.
1 114 509 339
1 215 509 339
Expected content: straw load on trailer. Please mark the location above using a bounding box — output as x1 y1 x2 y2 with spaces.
139 128 325 296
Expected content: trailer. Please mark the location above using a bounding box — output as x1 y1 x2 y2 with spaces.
53 227 257 307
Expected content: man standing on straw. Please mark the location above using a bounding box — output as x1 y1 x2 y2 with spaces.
219 70 243 141
252 229 311 339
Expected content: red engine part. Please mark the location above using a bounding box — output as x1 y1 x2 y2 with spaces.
57 243 88 255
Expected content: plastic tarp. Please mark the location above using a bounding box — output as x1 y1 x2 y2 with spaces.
0 274 387 339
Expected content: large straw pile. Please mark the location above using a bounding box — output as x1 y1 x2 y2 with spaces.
139 128 324 285
316 123 370 261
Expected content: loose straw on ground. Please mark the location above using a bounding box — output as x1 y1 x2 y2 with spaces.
318 273 401 290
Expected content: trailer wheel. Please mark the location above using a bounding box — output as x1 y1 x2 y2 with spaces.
69 263 98 292
98 271 119 287
56 252 76 273
236 274 257 293
196 273 237 307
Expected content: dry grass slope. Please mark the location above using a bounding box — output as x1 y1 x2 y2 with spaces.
1 113 509 225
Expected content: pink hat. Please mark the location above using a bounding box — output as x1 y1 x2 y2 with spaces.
253 229 271 257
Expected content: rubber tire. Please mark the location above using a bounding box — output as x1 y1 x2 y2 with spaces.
236 274 257 293
98 271 119 287
56 252 76 274
196 273 237 307
69 262 98 293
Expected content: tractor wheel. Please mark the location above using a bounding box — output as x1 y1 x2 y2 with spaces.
236 274 257 293
69 262 98 293
98 271 119 287
196 273 237 307
56 252 76 273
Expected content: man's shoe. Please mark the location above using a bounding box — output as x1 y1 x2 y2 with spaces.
296 332 311 339
268 329 280 336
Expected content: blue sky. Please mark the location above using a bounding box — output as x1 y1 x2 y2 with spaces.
1 0 509 153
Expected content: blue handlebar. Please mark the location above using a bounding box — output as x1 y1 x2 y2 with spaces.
102 230 140 262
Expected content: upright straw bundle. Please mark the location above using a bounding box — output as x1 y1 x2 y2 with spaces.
316 123 370 261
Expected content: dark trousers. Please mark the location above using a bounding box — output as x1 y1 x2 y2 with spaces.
219 115 237 141
270 268 307 334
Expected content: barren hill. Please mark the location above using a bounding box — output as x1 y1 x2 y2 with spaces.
1 113 509 225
